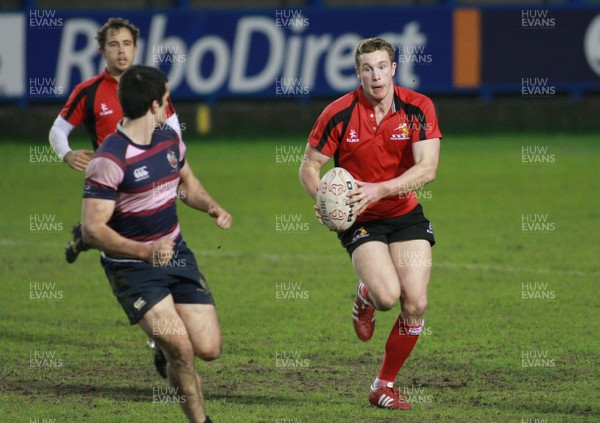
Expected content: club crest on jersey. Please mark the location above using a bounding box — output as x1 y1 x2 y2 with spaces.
166 149 178 168
346 129 360 143
391 122 410 141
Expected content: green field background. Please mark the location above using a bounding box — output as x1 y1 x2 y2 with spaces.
1 134 598 422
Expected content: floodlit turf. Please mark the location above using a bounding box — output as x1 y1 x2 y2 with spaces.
1 134 598 422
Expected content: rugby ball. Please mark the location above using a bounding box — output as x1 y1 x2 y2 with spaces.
317 167 357 232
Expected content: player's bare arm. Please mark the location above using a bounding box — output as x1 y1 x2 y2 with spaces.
178 161 232 230
299 143 330 200
349 137 440 216
82 198 174 264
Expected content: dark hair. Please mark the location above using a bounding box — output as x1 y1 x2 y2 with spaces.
96 17 140 49
354 38 396 68
119 65 168 119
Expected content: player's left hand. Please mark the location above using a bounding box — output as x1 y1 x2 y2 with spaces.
347 181 386 216
208 206 232 230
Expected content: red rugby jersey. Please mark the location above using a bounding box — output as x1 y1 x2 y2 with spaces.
308 85 442 222
59 69 176 150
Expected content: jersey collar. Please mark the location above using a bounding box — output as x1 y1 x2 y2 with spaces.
101 68 119 84
357 85 401 115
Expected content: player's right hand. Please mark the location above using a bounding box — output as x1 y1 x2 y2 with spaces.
149 239 175 266
64 149 94 172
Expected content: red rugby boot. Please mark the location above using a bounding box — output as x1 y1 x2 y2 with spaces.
368 382 411 410
352 281 375 341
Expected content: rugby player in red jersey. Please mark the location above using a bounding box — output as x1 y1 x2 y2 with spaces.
82 65 231 423
299 38 441 410
48 17 181 263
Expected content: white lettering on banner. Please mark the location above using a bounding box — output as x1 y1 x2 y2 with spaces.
325 33 361 91
186 36 230 93
145 15 186 89
56 19 100 90
381 22 427 89
229 16 285 93
54 15 431 96
300 34 332 88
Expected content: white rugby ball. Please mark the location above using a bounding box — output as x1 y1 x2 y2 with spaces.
317 167 357 232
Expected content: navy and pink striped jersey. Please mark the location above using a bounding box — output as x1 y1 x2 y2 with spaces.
84 123 185 258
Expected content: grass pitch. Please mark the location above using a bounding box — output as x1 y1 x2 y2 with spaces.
1 133 598 422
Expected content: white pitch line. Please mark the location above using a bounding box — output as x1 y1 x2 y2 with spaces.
0 239 595 277
196 249 595 276
433 261 594 277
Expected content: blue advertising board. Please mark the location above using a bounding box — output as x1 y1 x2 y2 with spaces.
1 6 599 103
5 8 453 102
481 8 600 93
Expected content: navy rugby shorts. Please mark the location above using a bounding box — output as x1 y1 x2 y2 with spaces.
101 241 214 325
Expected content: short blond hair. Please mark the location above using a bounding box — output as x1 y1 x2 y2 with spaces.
354 38 395 68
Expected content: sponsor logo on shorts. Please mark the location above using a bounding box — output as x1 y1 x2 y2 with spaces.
427 222 433 235
198 276 209 291
133 297 147 310
351 227 369 243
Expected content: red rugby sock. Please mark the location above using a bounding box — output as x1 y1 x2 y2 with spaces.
377 314 423 382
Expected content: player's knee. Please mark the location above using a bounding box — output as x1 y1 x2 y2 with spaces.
402 297 428 318
194 336 222 361
164 339 195 368
373 292 398 311
196 343 221 362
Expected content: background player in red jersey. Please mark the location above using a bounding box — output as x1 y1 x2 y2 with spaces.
48 17 182 263
299 38 441 410
82 65 231 423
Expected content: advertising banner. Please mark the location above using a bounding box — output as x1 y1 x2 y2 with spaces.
2 7 599 102
16 8 453 101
